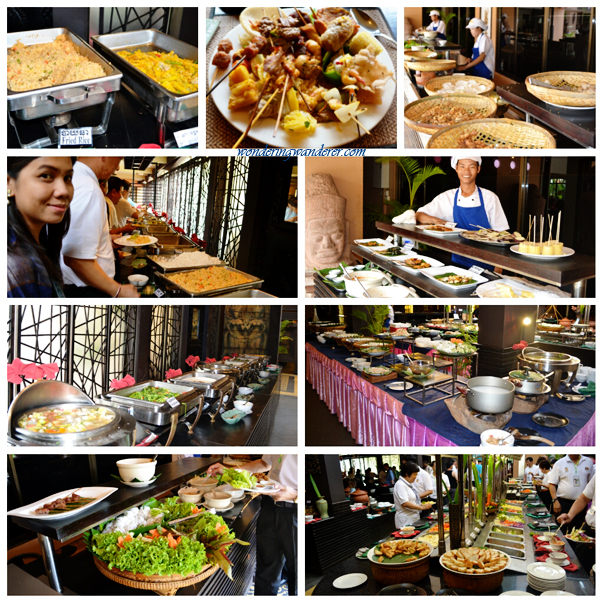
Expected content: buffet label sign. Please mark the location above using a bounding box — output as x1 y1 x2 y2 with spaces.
167 397 180 409
58 127 92 147
174 127 199 148
469 265 485 275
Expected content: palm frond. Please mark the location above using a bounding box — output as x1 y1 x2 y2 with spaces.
409 165 446 205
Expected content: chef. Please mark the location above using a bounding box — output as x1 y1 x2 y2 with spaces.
416 154 509 269
393 462 434 529
456 18 495 80
425 10 447 40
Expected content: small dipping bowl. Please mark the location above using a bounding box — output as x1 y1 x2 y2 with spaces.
259 371 269 378
305 515 313 522
178 486 203 503
238 386 253 396
128 274 149 288
189 476 218 494
205 490 232 509
234 400 253 413
549 540 565 552
549 552 568 565
216 484 244 499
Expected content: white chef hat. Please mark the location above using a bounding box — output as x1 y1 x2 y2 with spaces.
429 10 440 17
451 155 482 169
467 18 488 31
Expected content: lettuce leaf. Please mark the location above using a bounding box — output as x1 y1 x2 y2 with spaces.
219 468 257 489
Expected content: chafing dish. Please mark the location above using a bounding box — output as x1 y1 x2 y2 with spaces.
91 29 197 124
154 267 264 297
7 381 135 446
202 363 244 384
144 225 174 234
99 380 202 426
517 348 580 395
8 28 122 120
150 234 198 252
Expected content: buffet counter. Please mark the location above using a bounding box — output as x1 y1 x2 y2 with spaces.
9 457 260 595
306 340 595 447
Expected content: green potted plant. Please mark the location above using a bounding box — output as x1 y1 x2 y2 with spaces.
351 305 390 336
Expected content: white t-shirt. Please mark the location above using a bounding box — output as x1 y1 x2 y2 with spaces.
262 454 297 501
538 471 550 492
394 477 420 528
61 162 115 285
115 198 136 228
524 465 542 482
427 20 446 35
421 187 509 230
430 472 450 499
105 197 119 230
583 475 596 528
549 455 594 500
414 467 434 498
475 32 495 76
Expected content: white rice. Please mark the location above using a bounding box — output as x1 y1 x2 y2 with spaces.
153 251 222 269
103 505 163 534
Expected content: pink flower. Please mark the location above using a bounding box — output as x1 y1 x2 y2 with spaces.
205 357 216 364
7 359 28 385
185 355 200 367
165 368 182 380
22 363 45 380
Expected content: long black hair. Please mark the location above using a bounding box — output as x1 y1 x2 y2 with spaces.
7 156 73 287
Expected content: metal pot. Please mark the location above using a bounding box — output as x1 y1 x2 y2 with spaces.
465 376 515 414
508 369 547 394
517 349 580 395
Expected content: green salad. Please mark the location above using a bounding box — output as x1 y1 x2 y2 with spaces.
147 496 199 522
90 531 208 576
219 468 257 490
128 386 179 403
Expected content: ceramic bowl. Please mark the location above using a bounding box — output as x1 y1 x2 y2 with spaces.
128 274 149 287
238 386 253 396
189 476 218 494
116 458 157 482
305 515 313 522
549 552 567 565
222 409 247 424
259 371 269 378
178 487 203 503
233 400 253 413
549 540 565 552
344 270 387 298
480 429 515 447
216 483 244 499
437 39 448 46
205 490 232 509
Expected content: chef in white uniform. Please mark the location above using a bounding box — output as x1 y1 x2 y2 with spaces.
426 10 446 39
393 462 433 528
457 18 495 79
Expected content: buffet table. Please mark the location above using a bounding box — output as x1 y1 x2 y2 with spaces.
496 83 595 149
376 222 595 297
10 457 260 595
306 341 595 447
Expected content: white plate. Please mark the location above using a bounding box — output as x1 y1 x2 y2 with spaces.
119 477 158 488
500 591 536 596
113 235 158 247
539 590 574 596
510 245 575 260
208 22 396 149
332 573 368 589
243 484 281 493
202 501 234 512
353 238 394 251
419 265 489 289
387 382 407 391
8 486 117 520
230 494 246 503
345 357 357 363
393 254 445 272
527 562 566 580
475 277 567 299
416 225 465 237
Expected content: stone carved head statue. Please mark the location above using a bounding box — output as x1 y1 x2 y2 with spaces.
305 173 351 270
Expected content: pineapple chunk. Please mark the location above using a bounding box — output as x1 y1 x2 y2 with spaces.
282 110 317 134
348 31 384 56
229 64 251 86
286 88 299 112
228 79 259 110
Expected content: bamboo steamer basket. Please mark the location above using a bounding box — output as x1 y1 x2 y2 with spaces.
427 118 556 149
368 544 432 585
525 71 595 107
404 93 497 135
425 75 495 96
94 557 218 596
407 59 456 72
439 550 511 594
404 50 439 60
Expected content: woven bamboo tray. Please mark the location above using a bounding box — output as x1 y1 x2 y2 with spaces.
425 75 495 96
525 71 595 108
362 370 398 383
407 59 456 72
404 93 497 135
427 118 556 149
404 50 439 61
94 557 218 596
444 395 512 434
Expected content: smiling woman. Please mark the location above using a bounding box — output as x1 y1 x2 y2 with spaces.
7 156 74 298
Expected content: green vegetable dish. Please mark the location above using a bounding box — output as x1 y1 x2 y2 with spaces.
434 273 477 286
219 468 258 490
127 386 180 403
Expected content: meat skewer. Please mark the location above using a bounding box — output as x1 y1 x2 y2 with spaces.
206 56 246 98
294 8 307 24
273 74 290 137
233 87 281 149
233 77 272 149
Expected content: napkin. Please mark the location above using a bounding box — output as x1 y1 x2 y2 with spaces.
110 374 136 390
165 368 182 380
392 209 416 224
185 355 200 367
579 381 595 396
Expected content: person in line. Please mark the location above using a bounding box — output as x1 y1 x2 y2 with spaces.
402 455 433 518
557 474 595 571
121 180 137 208
354 469 365 490
100 178 135 236
8 157 74 297
111 177 139 227
548 454 594 531
444 458 458 496
393 462 434 529
60 157 139 298
534 459 552 510
390 465 400 481
416 155 509 270
423 458 434 476
365 468 377 494
431 460 451 504
524 457 542 482
208 455 297 596
457 18 495 79
379 463 393 492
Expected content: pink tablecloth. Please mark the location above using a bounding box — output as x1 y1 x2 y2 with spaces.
306 343 456 446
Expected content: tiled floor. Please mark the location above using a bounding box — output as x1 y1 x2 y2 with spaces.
267 375 298 446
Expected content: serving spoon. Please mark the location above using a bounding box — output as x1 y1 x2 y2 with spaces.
350 8 397 46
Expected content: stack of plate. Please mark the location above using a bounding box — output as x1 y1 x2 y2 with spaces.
527 563 566 592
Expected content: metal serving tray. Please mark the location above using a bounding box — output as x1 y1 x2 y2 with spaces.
101 380 201 426
150 233 198 252
220 289 276 298
8 28 122 119
144 225 174 234
169 371 232 396
485 539 526 560
148 252 226 274
91 29 197 123
155 267 264 297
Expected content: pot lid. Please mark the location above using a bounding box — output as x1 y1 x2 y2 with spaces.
509 370 543 381
522 350 572 363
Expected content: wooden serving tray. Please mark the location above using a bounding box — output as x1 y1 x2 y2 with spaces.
362 371 398 384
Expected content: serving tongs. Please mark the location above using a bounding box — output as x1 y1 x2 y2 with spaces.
505 427 555 446
167 509 207 526
527 77 577 92
340 263 370 298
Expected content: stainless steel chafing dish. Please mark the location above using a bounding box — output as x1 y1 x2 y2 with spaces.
144 225 174 234
8 28 122 120
154 267 264 297
91 29 197 124
7 381 136 446
169 371 236 421
517 348 580 395
149 233 198 252
202 363 244 384
238 354 270 369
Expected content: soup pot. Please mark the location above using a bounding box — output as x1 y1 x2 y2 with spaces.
465 376 515 414
508 369 547 394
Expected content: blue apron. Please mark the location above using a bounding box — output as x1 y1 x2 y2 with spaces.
452 187 494 270
428 21 447 40
469 33 492 79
